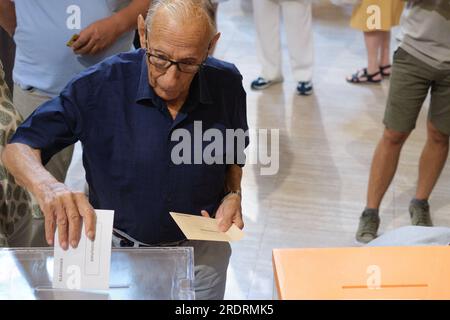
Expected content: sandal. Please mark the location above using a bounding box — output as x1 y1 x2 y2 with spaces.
379 64 392 77
346 68 382 84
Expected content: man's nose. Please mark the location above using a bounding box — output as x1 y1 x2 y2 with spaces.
163 64 180 85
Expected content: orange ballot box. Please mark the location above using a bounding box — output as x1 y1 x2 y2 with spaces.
272 246 450 300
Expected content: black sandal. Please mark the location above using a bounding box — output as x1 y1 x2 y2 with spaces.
346 68 382 84
380 64 392 77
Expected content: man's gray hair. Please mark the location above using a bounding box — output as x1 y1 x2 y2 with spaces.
145 0 217 40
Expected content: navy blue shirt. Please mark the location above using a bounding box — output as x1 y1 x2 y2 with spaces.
10 49 249 244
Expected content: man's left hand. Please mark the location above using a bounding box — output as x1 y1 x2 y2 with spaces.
201 194 244 233
71 16 120 55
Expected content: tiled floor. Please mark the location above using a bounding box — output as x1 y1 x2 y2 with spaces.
213 1 450 299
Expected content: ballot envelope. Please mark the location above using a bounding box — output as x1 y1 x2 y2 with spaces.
0 247 195 300
273 246 450 300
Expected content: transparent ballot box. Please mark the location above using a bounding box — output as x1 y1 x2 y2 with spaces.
0 247 195 300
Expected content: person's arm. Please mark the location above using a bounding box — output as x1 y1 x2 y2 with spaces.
2 76 97 250
2 144 96 249
201 164 244 232
0 0 16 37
71 0 151 55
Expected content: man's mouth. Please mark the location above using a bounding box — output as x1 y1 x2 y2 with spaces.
160 87 178 96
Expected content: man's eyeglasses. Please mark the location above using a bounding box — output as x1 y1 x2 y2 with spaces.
144 29 210 74
145 52 204 74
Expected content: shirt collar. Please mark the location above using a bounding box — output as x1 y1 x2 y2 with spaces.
135 50 213 109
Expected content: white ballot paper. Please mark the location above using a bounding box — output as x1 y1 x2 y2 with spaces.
53 210 114 290
170 212 245 242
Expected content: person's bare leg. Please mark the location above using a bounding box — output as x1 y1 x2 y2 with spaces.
415 121 450 200
380 31 391 66
366 128 410 209
356 128 410 243
364 31 383 78
347 31 383 81
379 31 392 75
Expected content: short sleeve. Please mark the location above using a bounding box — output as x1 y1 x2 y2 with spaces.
9 78 89 165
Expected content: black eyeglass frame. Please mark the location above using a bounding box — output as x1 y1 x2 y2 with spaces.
144 29 211 74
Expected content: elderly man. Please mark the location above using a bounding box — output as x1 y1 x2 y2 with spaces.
2 0 248 300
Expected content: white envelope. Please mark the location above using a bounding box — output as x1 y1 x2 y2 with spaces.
170 212 245 242
53 210 114 291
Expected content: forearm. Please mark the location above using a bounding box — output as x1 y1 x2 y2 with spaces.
0 0 16 36
112 0 151 36
225 165 242 193
2 143 59 197
3 143 96 247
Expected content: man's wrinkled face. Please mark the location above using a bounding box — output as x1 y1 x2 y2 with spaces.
144 13 211 104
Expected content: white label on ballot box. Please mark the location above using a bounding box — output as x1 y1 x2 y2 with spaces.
53 210 114 290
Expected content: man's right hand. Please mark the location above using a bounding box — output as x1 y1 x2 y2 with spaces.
2 144 96 251
35 182 96 250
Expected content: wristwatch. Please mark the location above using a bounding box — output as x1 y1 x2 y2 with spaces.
222 190 242 202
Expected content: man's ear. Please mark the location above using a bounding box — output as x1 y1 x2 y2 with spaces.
137 15 146 49
208 32 221 55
